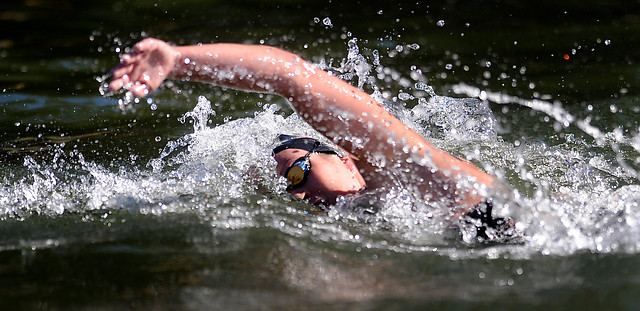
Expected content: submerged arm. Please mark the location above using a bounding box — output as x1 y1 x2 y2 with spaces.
109 38 492 207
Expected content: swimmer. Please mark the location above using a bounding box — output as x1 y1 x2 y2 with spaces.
107 37 500 224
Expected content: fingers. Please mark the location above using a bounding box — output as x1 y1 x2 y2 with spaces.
111 49 152 87
108 55 147 93
132 38 159 57
110 46 144 79
127 59 147 86
129 83 150 97
110 63 133 80
108 63 132 92
106 38 166 96
108 73 130 92
133 39 149 53
109 80 149 97
108 79 124 92
119 53 133 65
109 72 153 95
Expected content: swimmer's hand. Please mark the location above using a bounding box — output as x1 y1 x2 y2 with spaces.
108 38 179 97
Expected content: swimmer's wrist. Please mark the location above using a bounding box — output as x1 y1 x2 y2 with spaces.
169 47 186 79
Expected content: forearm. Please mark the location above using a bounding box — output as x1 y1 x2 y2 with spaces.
170 44 305 97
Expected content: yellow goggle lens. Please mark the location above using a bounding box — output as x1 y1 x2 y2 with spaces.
286 165 306 186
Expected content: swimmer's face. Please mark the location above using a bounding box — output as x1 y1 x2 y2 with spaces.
274 148 366 205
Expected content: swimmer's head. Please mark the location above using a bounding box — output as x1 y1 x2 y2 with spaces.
272 134 365 206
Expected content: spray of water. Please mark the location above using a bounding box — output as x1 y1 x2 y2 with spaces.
4 36 640 259
450 83 640 255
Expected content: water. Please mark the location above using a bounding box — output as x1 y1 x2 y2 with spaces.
2 1 640 310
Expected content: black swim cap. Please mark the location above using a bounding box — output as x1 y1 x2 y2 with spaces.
272 134 344 156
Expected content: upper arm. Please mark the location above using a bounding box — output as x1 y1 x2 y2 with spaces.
284 61 428 166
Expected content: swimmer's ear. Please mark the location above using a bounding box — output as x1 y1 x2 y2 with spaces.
339 152 360 164
339 153 362 175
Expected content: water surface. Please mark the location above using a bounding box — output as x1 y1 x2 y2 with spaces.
1 1 640 310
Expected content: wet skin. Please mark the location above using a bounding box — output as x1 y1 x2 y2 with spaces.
274 148 366 205
108 38 493 211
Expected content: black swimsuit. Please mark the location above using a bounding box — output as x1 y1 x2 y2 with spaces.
463 200 523 243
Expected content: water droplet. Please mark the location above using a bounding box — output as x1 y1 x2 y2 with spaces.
322 17 333 28
519 66 527 74
436 20 445 27
155 136 162 142
398 92 413 101
372 50 380 66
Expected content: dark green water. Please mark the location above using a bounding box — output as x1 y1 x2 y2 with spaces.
2 1 640 310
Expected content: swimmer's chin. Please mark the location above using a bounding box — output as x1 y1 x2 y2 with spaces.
291 196 330 207
309 194 349 209
308 188 363 207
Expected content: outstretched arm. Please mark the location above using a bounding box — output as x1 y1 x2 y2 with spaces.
109 38 493 208
110 38 315 97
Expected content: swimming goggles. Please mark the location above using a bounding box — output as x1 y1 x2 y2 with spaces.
284 151 313 190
